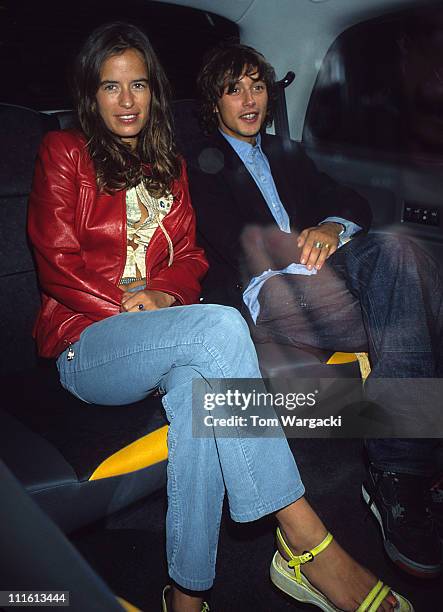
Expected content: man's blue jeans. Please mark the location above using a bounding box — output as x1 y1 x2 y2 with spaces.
57 304 304 590
255 233 443 476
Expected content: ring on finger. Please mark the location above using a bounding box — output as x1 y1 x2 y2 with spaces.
138 303 145 310
323 243 330 249
313 240 324 249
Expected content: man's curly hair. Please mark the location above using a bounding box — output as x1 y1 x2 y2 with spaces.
197 41 276 134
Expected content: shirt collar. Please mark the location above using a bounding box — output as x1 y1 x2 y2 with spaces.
219 129 262 160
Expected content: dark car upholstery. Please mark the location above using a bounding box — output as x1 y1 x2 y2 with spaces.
0 100 362 534
0 104 167 532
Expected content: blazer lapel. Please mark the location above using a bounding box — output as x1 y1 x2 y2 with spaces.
213 132 278 227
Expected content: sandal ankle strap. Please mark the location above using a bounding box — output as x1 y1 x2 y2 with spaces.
276 527 334 583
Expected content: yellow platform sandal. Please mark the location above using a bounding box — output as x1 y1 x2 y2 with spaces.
270 527 414 611
161 585 210 612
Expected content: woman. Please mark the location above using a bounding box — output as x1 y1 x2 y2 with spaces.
28 22 412 612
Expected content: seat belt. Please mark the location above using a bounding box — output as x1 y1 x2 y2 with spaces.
273 71 295 147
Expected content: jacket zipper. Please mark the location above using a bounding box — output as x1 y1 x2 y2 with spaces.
67 342 75 361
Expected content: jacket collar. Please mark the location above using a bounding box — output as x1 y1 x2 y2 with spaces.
204 130 299 227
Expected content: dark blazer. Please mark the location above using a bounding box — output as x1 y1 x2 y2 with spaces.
186 131 371 309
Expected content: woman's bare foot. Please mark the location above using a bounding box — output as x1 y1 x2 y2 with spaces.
276 498 399 611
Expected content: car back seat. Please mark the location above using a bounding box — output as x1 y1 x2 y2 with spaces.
0 99 366 533
0 103 168 533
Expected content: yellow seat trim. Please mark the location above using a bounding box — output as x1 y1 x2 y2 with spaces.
117 596 142 611
326 351 358 365
89 425 168 481
327 351 371 382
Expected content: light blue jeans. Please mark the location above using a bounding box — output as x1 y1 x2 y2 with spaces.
56 304 304 590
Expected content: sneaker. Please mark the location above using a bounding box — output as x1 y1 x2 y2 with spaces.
362 465 442 578
430 473 443 542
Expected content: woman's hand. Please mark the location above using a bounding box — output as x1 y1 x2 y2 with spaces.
297 222 343 270
121 289 175 312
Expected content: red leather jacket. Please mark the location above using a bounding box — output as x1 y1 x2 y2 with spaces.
28 130 208 358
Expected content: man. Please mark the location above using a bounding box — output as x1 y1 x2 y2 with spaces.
186 42 442 579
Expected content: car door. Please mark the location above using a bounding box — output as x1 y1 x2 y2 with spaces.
301 5 443 267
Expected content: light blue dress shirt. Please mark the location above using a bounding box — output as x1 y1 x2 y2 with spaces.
219 131 361 322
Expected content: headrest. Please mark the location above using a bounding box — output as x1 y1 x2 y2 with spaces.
0 101 201 196
172 99 202 159
0 104 59 197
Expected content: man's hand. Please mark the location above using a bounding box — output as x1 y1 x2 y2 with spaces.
297 222 343 270
121 289 175 312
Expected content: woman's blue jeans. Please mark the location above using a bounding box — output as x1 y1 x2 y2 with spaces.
57 304 304 590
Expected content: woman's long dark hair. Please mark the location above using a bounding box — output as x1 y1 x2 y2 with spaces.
197 41 276 135
73 22 181 195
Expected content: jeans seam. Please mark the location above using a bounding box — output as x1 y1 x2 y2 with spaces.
230 486 305 522
65 337 206 374
364 291 381 363
233 437 265 511
210 487 225 570
343 245 382 363
67 335 242 380
165 424 183 574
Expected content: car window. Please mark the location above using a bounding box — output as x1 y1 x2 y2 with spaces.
0 0 237 110
303 5 443 165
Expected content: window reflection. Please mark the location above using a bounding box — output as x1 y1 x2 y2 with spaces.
304 6 443 164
